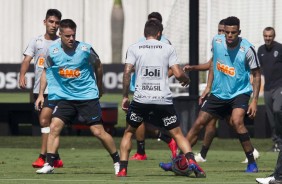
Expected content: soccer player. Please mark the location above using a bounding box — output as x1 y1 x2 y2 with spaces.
116 19 205 178
255 27 282 184
35 19 120 174
19 9 63 168
130 12 177 161
182 19 226 163
160 16 260 173
183 19 259 164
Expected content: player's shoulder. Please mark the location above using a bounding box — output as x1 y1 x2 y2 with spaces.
77 41 92 52
212 34 225 44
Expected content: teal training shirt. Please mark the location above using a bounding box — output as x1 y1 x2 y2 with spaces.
211 34 254 99
46 41 99 100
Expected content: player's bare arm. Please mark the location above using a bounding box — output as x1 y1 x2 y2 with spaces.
247 68 261 118
19 55 33 89
183 59 212 72
122 63 133 111
94 59 103 98
35 69 47 111
200 61 214 105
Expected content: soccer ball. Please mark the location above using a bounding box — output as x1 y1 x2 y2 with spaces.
171 154 193 176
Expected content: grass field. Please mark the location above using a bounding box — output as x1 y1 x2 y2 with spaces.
0 136 278 184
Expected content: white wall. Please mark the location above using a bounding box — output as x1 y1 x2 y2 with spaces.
0 0 113 64
1 0 281 65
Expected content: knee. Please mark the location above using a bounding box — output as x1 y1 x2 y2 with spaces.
49 123 61 135
40 118 50 127
92 126 106 138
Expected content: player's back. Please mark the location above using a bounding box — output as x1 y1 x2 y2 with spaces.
127 39 179 105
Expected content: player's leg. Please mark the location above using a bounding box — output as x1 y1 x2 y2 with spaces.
117 100 148 177
231 108 258 173
273 87 282 151
89 124 120 174
195 118 217 162
36 117 65 174
186 111 214 147
264 90 277 150
145 117 178 158
157 105 206 178
130 122 147 160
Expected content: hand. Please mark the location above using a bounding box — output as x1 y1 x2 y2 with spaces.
183 64 193 72
35 95 44 111
247 100 257 119
181 77 190 87
121 97 130 112
19 75 26 89
199 87 210 105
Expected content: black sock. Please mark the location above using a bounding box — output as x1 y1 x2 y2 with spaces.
158 132 171 144
110 151 120 163
185 152 195 161
200 145 209 159
137 140 145 155
246 150 255 164
119 161 128 172
39 154 46 160
46 153 56 167
54 153 60 160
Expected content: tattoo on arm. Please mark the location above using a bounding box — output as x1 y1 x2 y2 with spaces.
123 64 133 97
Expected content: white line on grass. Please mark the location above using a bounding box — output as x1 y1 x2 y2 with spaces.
0 178 256 183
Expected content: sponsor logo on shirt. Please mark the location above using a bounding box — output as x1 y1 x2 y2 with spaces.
142 66 162 79
216 61 235 76
274 51 279 57
163 115 177 126
142 83 161 91
139 45 162 49
59 68 81 78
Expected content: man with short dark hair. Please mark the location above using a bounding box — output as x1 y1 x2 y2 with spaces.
35 19 120 175
117 19 205 178
129 11 177 161
160 16 261 173
255 27 282 184
19 9 63 168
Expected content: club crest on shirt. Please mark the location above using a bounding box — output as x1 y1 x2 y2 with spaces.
81 45 88 51
239 46 245 52
274 51 279 57
53 48 59 54
215 38 222 44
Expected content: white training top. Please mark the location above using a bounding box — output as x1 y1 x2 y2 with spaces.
125 39 179 105
23 35 60 94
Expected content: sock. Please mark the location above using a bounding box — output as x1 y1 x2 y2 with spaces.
39 154 46 160
54 153 60 160
137 140 145 155
158 132 171 144
119 161 128 172
46 153 56 167
185 152 195 162
200 145 209 159
246 150 255 164
110 151 120 163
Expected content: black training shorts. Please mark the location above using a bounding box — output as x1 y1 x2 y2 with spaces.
201 93 250 119
126 100 180 130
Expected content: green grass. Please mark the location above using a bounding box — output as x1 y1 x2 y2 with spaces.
0 137 277 184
